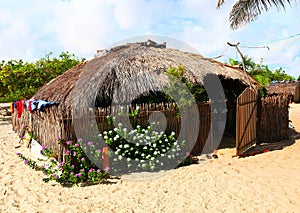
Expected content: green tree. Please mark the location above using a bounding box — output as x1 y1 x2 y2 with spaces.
228 57 295 87
297 75 300 81
0 52 85 102
217 0 294 29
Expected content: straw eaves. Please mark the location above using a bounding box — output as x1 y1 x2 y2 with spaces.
34 42 259 109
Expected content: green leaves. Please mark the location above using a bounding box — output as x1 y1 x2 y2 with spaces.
218 0 293 29
228 57 295 96
0 52 85 102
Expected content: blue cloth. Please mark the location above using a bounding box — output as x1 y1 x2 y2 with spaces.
31 100 57 112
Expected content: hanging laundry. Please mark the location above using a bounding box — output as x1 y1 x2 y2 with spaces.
10 102 14 113
25 98 35 113
16 100 25 118
31 100 57 112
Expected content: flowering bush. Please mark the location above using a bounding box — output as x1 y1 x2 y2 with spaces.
17 122 195 183
101 122 190 173
17 137 109 185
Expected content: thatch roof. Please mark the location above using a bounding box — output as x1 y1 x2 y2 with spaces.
34 42 259 109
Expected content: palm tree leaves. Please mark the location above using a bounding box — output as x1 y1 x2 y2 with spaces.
218 0 292 29
217 0 225 7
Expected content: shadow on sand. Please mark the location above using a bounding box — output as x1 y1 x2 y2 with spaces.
244 128 300 155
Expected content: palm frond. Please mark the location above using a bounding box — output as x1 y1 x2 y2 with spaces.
229 0 292 29
217 0 225 8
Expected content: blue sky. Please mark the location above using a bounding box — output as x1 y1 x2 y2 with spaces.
0 0 299 77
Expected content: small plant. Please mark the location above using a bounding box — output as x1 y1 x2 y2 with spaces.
17 137 109 185
16 152 40 170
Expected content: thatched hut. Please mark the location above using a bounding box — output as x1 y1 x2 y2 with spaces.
13 42 259 159
267 81 300 103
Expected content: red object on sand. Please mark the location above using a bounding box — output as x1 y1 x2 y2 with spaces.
102 146 110 170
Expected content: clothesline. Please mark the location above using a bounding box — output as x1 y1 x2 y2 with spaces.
11 99 58 118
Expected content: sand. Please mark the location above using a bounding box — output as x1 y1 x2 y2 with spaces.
0 104 299 212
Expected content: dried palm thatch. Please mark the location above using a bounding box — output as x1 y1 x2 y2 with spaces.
34 42 259 109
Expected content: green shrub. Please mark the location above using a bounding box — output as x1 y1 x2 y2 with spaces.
0 52 85 102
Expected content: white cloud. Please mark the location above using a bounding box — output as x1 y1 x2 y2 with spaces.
47 0 116 56
0 0 299 77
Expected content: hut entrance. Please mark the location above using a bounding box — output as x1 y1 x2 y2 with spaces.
236 87 258 155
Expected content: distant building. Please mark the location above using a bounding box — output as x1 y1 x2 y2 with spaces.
267 81 300 103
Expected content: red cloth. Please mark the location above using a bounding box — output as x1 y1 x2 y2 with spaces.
16 100 25 118
27 99 34 113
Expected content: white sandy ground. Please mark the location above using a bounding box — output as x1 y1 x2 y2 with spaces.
0 104 299 213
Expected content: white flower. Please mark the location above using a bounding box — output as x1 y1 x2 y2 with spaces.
109 130 112 134
118 155 122 160
153 143 157 148
103 131 107 134
171 132 175 136
114 128 118 131
123 128 127 132
154 151 158 155
136 143 140 146
127 158 131 162
104 136 108 140
119 144 123 148
143 146 147 150
168 155 172 159
124 144 130 149
146 136 150 140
